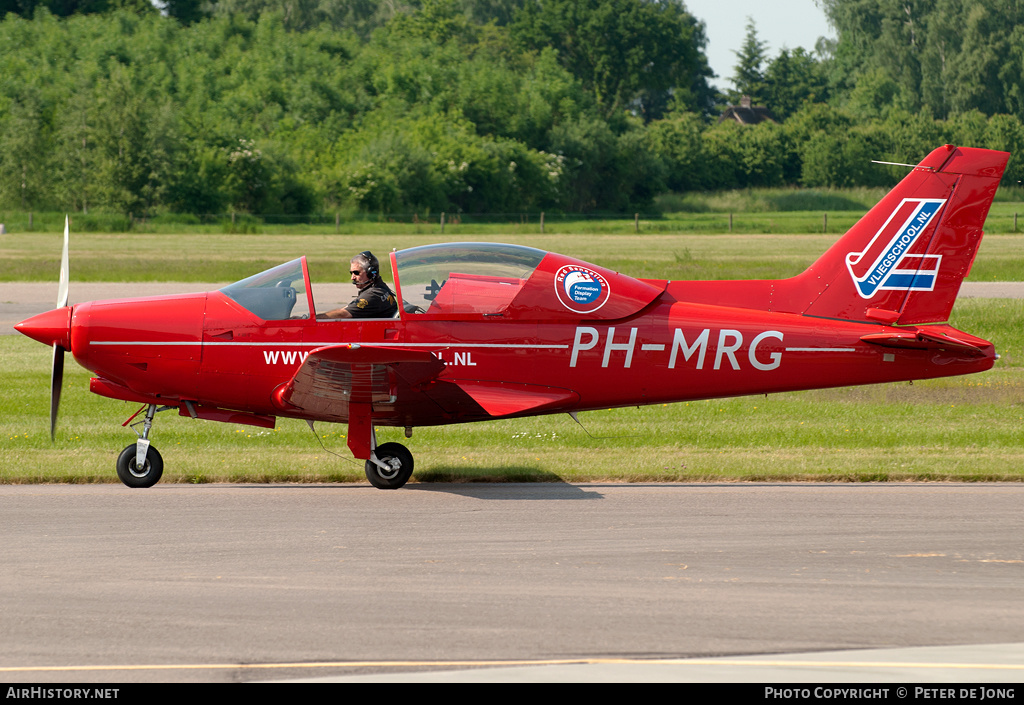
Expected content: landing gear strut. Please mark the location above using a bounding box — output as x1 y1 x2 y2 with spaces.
348 409 415 490
116 403 170 488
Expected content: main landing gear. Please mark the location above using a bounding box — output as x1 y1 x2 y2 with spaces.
364 441 414 490
116 403 170 488
352 416 415 490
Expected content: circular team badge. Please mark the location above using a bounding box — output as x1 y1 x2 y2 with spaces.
554 265 611 314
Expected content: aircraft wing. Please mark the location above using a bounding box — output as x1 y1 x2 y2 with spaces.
272 344 578 459
275 343 579 419
444 380 579 417
273 344 446 419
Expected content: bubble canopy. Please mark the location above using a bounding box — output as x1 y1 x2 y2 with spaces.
220 258 311 321
394 243 546 316
392 242 664 320
216 243 664 321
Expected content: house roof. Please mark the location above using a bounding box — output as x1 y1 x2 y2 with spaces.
719 96 776 125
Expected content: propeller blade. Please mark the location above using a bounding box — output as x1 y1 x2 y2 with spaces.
50 343 64 441
49 216 70 439
57 215 69 309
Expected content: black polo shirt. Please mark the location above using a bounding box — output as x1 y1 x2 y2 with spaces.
345 278 398 318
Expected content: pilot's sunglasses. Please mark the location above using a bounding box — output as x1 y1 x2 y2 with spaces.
350 270 363 275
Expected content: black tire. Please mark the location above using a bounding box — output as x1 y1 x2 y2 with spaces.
364 442 414 490
116 444 164 488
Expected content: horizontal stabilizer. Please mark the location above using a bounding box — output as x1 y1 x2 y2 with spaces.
860 325 991 357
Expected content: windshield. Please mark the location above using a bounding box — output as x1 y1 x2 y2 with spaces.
395 243 546 315
220 258 311 320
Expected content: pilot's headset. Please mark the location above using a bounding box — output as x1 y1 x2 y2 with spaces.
357 251 379 279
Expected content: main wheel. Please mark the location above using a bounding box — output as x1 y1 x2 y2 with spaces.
364 442 414 490
116 444 164 488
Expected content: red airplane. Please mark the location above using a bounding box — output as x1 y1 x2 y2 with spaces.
15 144 1009 489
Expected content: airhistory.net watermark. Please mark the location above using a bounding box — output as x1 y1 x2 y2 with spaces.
6 689 118 700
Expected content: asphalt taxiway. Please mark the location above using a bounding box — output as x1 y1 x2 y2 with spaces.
2 483 1022 683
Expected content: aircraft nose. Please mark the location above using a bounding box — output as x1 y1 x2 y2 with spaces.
15 307 72 350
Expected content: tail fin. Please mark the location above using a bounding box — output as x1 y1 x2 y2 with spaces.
794 145 1008 325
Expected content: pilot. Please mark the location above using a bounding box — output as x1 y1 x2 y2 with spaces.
317 251 398 319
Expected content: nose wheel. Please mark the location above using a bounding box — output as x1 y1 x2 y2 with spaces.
116 403 170 488
116 444 164 488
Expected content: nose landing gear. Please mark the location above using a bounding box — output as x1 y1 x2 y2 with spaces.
116 403 171 488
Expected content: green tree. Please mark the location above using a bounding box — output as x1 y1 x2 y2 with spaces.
823 0 1024 119
91 66 180 216
844 67 902 120
206 0 321 31
53 83 101 213
328 112 565 213
0 0 127 17
510 0 712 120
940 1 1014 117
207 0 410 35
387 0 476 44
735 121 786 188
648 111 704 192
799 124 889 188
547 115 663 210
879 110 943 166
460 0 521 25
985 113 1024 184
762 47 829 120
0 91 52 209
697 121 740 190
158 0 206 23
944 109 990 152
728 17 767 105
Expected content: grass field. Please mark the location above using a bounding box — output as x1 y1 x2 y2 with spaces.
4 230 1024 283
3 296 1023 485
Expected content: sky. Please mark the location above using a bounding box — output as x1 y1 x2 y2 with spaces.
683 0 835 92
